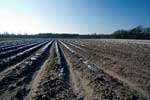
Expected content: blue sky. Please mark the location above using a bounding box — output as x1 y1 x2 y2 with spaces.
0 0 149 34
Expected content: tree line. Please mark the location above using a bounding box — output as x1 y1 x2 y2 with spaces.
111 26 150 39
0 26 150 39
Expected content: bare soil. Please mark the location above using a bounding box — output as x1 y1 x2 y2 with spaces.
0 39 150 100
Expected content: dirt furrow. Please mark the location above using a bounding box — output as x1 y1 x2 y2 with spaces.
28 41 79 100
59 40 148 100
63 40 150 98
0 41 50 72
0 41 52 100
